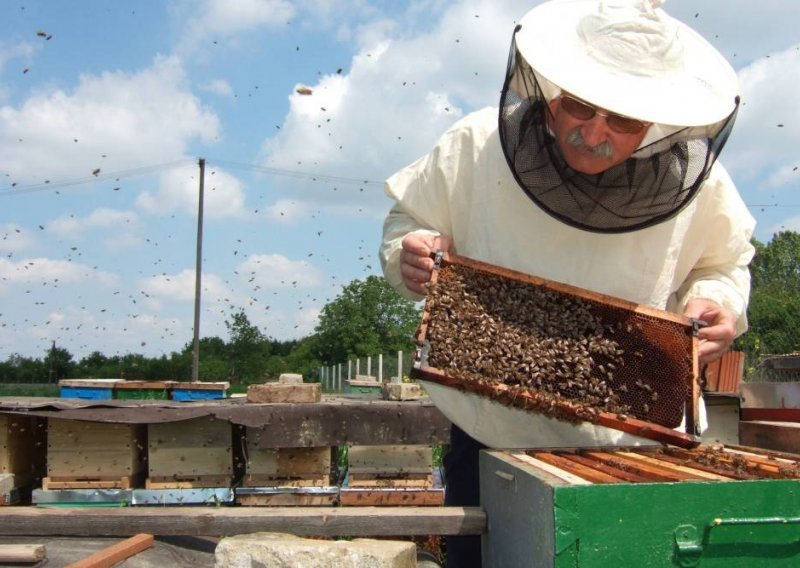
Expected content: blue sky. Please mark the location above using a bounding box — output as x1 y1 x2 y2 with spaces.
0 0 798 361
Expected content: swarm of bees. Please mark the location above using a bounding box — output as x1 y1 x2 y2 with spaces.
421 263 693 427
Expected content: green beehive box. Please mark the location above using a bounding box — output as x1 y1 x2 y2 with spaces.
481 447 800 567
345 376 383 395
114 380 173 400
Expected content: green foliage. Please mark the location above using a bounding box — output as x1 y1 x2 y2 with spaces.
735 231 800 369
313 275 421 363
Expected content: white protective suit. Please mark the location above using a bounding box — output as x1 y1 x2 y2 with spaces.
380 107 756 335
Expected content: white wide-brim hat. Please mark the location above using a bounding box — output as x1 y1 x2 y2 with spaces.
516 0 739 127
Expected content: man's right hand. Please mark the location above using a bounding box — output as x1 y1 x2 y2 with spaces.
400 233 453 295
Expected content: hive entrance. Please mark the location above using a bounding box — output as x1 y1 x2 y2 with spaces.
414 255 697 429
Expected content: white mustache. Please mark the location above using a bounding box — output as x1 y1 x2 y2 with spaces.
565 129 613 159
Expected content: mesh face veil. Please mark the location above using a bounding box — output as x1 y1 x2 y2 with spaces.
498 27 739 233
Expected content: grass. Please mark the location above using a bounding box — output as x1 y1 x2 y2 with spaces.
0 383 60 397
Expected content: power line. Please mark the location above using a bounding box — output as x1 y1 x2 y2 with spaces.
0 160 192 196
0 157 384 197
206 157 383 187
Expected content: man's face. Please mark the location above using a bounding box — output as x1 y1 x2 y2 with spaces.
547 96 649 175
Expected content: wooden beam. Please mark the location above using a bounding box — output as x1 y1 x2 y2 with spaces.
0 506 486 537
66 534 153 568
0 544 46 564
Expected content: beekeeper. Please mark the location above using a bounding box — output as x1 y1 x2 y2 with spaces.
379 0 755 565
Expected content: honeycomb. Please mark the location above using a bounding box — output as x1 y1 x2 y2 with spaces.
414 256 697 428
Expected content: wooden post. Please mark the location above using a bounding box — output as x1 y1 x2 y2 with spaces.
356 359 360 375
348 360 352 380
191 158 206 383
367 356 372 377
378 354 383 382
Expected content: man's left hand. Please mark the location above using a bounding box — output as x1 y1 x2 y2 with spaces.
682 298 737 366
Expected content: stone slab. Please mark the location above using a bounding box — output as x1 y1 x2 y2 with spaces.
382 383 422 401
247 383 322 404
214 532 416 568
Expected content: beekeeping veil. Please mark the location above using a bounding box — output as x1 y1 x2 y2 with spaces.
500 0 740 232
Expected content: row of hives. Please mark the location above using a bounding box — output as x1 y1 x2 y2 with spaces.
0 414 441 506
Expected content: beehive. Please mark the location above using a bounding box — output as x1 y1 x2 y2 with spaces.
413 254 700 444
482 445 800 567
147 416 233 488
45 419 146 488
242 427 331 487
0 415 45 488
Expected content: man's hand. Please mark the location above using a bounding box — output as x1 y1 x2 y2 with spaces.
400 233 453 295
683 298 737 366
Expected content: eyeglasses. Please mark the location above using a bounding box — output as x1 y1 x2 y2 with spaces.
559 94 649 135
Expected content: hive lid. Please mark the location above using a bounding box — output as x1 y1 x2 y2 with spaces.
411 253 702 449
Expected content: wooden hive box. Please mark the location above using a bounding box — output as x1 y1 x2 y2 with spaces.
242 426 332 487
45 418 146 489
481 446 800 567
147 416 233 488
0 415 46 491
170 381 229 401
341 444 444 506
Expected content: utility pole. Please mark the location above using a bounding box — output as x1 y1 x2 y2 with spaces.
191 158 206 383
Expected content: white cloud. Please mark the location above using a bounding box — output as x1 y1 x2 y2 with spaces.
0 257 119 288
237 253 323 288
200 78 235 99
174 0 295 55
49 208 139 240
723 44 800 193
258 0 524 217
136 162 246 218
0 41 39 75
138 269 233 311
0 56 220 185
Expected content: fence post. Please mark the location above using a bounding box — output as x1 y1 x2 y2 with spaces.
356 359 360 376
396 350 403 383
367 356 372 377
348 360 352 381
378 354 383 382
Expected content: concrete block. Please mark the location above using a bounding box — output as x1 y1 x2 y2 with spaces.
247 383 321 404
278 373 304 384
214 532 416 568
382 383 422 401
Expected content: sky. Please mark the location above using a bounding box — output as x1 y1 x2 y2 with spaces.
0 0 798 361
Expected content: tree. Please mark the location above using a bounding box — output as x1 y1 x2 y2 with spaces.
44 344 74 383
313 275 421 363
736 231 800 367
225 310 270 383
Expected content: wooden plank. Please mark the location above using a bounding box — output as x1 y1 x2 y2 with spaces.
619 451 730 481
242 474 330 488
530 452 618 484
145 474 231 489
582 451 692 482
511 453 592 486
339 488 444 506
347 445 432 475
43 475 138 490
148 417 232 478
633 450 736 481
561 452 650 483
0 506 487 537
660 447 759 480
347 473 434 488
65 533 153 568
237 493 337 507
0 544 46 563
